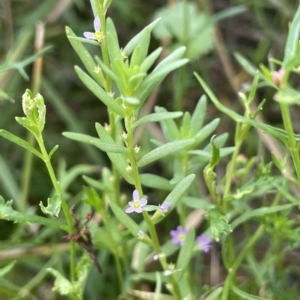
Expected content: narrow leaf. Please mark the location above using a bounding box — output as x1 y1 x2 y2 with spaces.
140 174 174 191
0 202 64 229
283 6 300 66
231 204 296 230
192 119 220 147
75 66 125 117
151 174 195 224
0 130 43 159
203 287 223 300
124 18 161 56
82 175 105 191
191 95 207 132
231 285 269 300
0 261 16 277
138 139 195 167
140 47 163 73
132 111 183 129
63 132 128 153
109 201 141 237
96 123 133 184
66 27 105 87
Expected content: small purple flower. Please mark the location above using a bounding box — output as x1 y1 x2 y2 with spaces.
170 226 188 246
83 16 104 43
196 234 212 253
161 201 170 213
125 190 147 213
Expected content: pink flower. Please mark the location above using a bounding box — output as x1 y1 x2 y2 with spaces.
196 234 212 253
170 226 188 246
271 68 285 86
83 16 104 43
161 201 170 213
125 190 147 213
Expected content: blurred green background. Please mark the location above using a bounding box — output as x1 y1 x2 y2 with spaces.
0 0 298 299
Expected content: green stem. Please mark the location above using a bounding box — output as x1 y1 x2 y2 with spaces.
280 103 300 187
221 225 264 300
102 211 125 295
20 132 34 212
124 112 181 299
36 135 76 282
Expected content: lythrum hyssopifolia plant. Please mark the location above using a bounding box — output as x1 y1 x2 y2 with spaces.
2 1 300 299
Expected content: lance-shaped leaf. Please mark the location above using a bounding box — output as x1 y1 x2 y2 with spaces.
132 111 183 129
75 66 125 117
66 26 105 87
192 119 220 147
106 19 123 72
137 59 189 104
140 47 163 73
151 174 195 224
123 18 161 56
63 132 128 153
0 261 16 277
95 123 133 184
203 287 223 300
82 175 105 191
109 201 142 238
191 95 207 132
138 139 195 167
140 174 174 191
0 89 13 102
0 198 64 229
231 203 296 231
0 130 43 159
231 285 269 300
283 5 300 67
156 107 181 141
154 46 187 72
130 28 151 68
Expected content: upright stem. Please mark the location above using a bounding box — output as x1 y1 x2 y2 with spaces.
280 103 300 187
36 135 76 282
221 225 264 299
124 112 182 299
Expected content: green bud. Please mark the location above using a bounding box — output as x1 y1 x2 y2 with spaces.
21 89 46 133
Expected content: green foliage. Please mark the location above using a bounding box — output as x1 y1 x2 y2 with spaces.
152 2 214 60
1 1 300 300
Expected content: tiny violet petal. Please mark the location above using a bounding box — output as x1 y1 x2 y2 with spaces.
170 226 188 246
83 32 95 39
133 189 139 201
139 198 147 206
125 207 135 213
196 234 212 253
137 230 144 237
94 16 101 31
128 201 134 207
172 236 180 244
161 201 170 213
135 207 142 213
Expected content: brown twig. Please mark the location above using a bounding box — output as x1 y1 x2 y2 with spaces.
62 206 103 273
